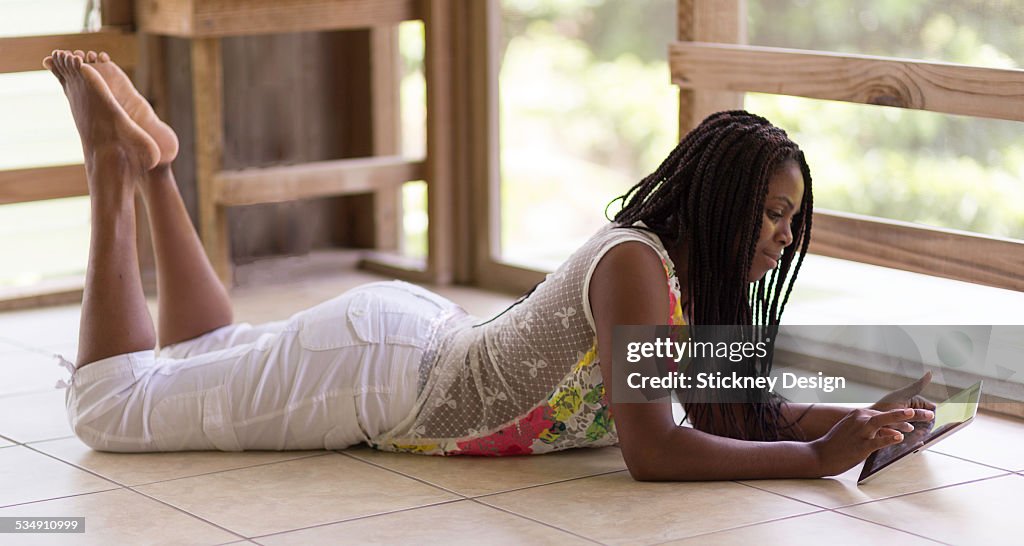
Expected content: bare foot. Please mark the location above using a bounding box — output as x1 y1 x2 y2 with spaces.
78 50 179 166
44 50 160 173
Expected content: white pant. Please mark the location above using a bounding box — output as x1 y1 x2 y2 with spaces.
64 280 462 452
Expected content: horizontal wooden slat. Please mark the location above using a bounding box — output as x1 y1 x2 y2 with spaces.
669 42 1024 122
0 275 84 312
0 30 137 74
138 0 421 37
810 210 1024 292
0 164 88 205
358 250 431 284
214 156 425 206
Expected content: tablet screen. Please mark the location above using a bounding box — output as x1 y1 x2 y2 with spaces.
860 381 982 479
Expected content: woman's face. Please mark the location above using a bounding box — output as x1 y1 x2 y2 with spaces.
748 161 805 282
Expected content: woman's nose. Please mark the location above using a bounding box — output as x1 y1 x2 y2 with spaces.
777 223 794 247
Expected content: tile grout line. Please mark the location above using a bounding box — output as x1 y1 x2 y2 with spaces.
828 510 953 545
18 442 299 542
465 497 606 546
735 467 1017 513
0 488 124 511
13 442 247 540
23 435 76 445
123 485 250 543
22 441 327 489
732 480 833 510
644 508 831 546
334 450 469 498
0 335 70 357
330 452 625 543
247 497 468 542
121 451 334 488
465 468 631 501
930 449 1017 473
0 387 63 400
830 471 1016 510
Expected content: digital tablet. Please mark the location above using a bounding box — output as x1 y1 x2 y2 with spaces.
857 381 983 485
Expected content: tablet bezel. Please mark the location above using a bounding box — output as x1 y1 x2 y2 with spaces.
857 380 983 485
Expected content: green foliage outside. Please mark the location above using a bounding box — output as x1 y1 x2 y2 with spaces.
3 1 1023 287
492 0 1024 270
749 0 1024 240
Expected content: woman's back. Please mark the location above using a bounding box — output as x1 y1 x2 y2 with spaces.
371 220 683 455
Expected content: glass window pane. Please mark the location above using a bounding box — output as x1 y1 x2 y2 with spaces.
0 0 92 37
749 0 1024 70
498 0 678 270
0 196 90 288
399 20 427 259
746 94 1024 240
0 71 82 169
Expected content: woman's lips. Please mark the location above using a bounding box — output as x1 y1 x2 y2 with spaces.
763 251 780 268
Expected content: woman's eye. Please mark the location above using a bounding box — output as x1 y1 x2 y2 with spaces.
766 211 783 222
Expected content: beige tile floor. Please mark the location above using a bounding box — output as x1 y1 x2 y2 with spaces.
0 251 1022 545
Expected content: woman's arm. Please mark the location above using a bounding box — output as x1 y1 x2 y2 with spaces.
778 403 851 441
589 242 912 481
778 371 937 442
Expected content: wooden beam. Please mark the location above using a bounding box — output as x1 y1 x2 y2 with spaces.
370 25 402 252
0 277 84 313
0 165 87 205
0 31 137 74
191 38 231 286
670 42 1024 123
137 0 421 38
810 210 1024 293
422 0 456 285
473 260 548 297
214 156 425 206
676 0 745 135
358 250 433 285
100 0 135 27
467 0 499 288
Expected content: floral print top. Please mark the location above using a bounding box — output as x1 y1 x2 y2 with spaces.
370 221 683 456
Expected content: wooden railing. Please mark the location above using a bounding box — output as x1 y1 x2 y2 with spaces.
0 2 138 310
674 1 1024 293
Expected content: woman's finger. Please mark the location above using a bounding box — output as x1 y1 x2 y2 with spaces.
867 408 917 429
883 422 915 432
910 395 937 411
872 430 904 450
891 371 932 399
908 408 935 422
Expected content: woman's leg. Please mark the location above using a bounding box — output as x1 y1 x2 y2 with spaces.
138 164 234 348
78 50 234 348
44 51 160 367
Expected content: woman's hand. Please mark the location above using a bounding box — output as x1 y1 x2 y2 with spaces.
869 372 938 436
810 407 933 477
870 371 937 413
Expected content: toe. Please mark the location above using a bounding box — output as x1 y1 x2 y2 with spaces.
86 51 98 63
42 55 53 70
53 51 66 75
73 49 85 59
98 51 111 63
71 55 83 70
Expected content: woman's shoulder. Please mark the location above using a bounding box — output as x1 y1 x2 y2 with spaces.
587 240 672 329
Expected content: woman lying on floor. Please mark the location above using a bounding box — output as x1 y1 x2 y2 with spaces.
45 49 934 481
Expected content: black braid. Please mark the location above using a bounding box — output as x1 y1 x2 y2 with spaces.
609 110 814 442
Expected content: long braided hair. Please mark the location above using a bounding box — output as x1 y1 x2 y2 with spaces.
609 110 814 441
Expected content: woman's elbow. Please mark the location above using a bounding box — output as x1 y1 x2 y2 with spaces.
622 446 686 482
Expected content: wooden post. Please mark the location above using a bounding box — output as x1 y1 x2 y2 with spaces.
677 0 746 135
370 25 402 252
422 0 455 284
190 38 232 286
100 0 133 28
